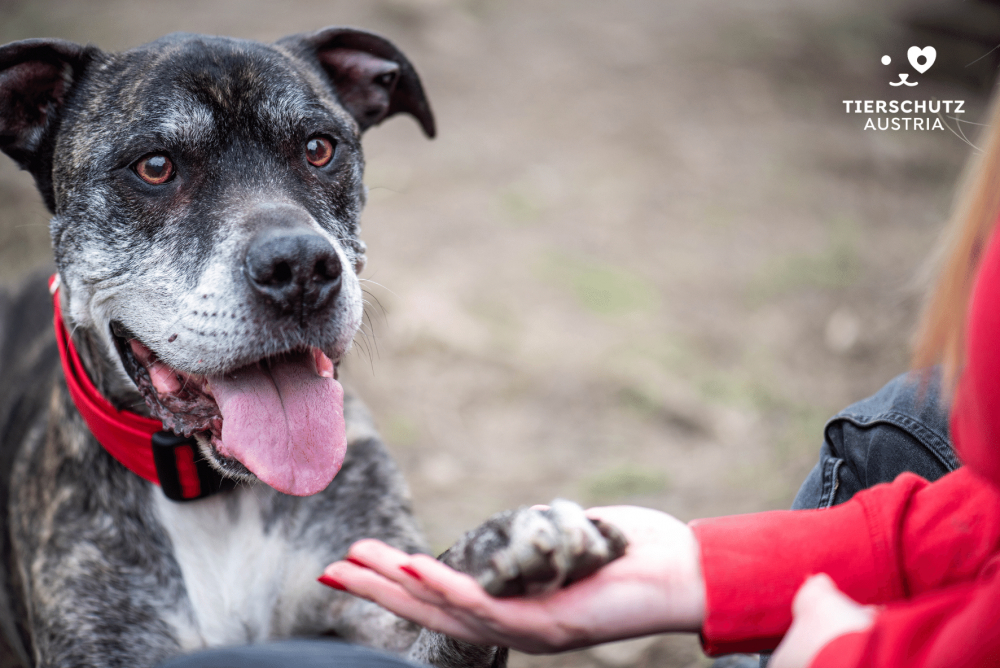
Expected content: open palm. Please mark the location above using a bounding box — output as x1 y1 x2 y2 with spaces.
321 505 706 653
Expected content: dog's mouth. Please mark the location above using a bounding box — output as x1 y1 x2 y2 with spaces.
110 322 347 497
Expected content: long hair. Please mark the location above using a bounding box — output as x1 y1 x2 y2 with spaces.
912 93 1000 391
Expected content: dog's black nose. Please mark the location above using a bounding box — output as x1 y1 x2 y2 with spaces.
245 229 342 314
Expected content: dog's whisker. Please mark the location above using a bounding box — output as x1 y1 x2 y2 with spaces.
359 320 379 348
354 331 373 362
363 329 381 361
358 312 380 356
361 291 389 323
358 277 398 296
350 327 379 373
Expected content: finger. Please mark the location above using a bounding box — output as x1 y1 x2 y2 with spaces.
343 542 517 623
769 637 797 668
324 558 374 583
324 562 486 641
792 573 838 616
402 554 573 646
792 573 875 628
331 547 573 652
342 542 477 610
346 539 415 571
340 540 454 602
345 541 535 628
323 552 444 609
345 541 577 651
404 553 503 611
325 561 506 645
324 561 475 634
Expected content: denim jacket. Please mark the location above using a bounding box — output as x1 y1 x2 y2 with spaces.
792 368 959 511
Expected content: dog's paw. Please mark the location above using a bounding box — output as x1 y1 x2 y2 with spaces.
441 499 628 598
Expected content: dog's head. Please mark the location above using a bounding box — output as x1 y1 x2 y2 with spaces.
0 28 434 496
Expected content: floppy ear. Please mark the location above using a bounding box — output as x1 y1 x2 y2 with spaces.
278 27 435 138
0 38 93 211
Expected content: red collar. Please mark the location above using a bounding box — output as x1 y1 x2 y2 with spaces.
50 275 232 501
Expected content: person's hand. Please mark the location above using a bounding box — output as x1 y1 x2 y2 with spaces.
320 506 705 653
770 574 876 668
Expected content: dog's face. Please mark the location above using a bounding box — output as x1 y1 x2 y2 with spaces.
0 29 434 496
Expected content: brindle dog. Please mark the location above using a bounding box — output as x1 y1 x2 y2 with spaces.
0 28 625 668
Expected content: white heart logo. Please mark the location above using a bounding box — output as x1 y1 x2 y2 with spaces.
907 46 936 74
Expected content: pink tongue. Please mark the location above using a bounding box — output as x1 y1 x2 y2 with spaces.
207 353 346 496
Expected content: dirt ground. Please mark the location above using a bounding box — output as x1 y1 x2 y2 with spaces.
0 1 988 666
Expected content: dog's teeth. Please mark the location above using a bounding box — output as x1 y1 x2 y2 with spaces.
312 348 335 378
129 339 156 366
148 360 182 395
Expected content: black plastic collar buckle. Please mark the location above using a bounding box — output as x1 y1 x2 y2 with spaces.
151 431 236 502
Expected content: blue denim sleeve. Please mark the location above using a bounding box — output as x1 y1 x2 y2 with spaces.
791 368 958 511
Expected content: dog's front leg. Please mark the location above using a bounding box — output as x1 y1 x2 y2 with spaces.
307 445 505 666
405 627 507 668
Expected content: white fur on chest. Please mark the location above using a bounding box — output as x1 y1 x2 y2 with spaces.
152 486 329 650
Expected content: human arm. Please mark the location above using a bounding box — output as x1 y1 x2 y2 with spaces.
322 467 1000 661
694 466 1000 654
322 505 706 652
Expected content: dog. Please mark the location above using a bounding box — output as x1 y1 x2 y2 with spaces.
0 28 626 668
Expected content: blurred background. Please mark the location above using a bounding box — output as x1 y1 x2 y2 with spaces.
0 0 997 666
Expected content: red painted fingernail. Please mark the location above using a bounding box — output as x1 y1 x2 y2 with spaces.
347 557 367 567
399 565 423 581
318 575 347 591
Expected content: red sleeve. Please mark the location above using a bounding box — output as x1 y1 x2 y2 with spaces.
691 467 1000 656
812 568 1000 667
894 468 1000 596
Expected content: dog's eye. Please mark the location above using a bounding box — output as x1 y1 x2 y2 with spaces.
305 137 335 168
134 154 174 185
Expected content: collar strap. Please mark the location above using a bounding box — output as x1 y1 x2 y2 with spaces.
50 275 233 501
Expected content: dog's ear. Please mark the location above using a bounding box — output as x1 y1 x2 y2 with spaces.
278 27 435 138
0 38 94 211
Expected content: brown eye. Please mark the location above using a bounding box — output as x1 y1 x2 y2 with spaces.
134 154 174 185
306 136 335 167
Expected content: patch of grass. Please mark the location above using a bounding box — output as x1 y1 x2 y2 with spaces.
748 216 861 304
610 334 702 381
698 371 781 412
382 415 421 448
539 253 659 316
496 186 544 225
616 385 662 417
584 465 669 504
616 383 709 436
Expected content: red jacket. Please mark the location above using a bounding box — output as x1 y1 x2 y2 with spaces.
691 224 1000 666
